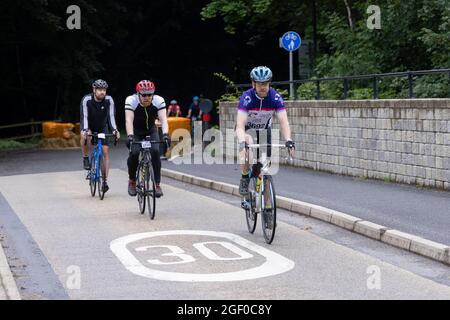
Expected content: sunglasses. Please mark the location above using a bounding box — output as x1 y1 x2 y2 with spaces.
139 93 153 97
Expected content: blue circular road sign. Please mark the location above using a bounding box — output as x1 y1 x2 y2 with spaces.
281 31 301 52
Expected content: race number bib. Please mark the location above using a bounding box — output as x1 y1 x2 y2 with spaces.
246 111 273 129
141 141 152 149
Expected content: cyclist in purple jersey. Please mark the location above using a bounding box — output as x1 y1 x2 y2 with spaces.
235 66 296 195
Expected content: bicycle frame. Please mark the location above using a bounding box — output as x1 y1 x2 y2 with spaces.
92 138 103 181
242 140 294 243
246 144 285 213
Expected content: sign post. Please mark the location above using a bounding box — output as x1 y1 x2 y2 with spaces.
280 31 301 100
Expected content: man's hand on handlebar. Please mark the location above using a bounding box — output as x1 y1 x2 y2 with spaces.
126 134 134 149
285 140 296 158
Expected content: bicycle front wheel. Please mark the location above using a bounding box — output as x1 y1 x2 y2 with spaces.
89 155 97 197
98 155 105 200
245 177 257 234
147 166 156 220
261 175 277 244
137 163 146 214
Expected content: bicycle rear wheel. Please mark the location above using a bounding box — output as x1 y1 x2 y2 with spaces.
137 163 146 214
98 156 106 200
89 155 97 197
261 175 277 244
245 177 257 233
147 166 156 220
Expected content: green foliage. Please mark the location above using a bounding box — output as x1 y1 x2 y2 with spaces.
213 72 242 103
204 0 450 100
348 88 373 100
296 82 316 100
0 138 39 151
414 75 450 98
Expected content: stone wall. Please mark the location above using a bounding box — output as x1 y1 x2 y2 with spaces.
219 99 450 190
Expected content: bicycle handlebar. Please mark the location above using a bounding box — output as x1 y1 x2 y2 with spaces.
245 143 295 163
131 140 165 144
246 143 286 149
84 133 118 146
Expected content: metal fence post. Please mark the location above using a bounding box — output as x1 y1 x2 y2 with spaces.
373 76 378 99
343 78 348 99
408 71 414 98
316 80 320 100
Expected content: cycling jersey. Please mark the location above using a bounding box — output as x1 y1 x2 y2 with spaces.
80 94 117 133
237 88 285 130
125 94 166 136
167 104 181 117
189 102 201 118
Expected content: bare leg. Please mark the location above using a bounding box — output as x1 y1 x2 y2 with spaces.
102 145 110 180
80 130 92 157
239 134 254 175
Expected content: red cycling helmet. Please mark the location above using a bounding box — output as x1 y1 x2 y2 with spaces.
136 80 155 94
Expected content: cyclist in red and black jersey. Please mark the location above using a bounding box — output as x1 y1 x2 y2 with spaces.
125 80 170 198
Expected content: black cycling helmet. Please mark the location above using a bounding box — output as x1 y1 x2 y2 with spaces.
92 79 108 89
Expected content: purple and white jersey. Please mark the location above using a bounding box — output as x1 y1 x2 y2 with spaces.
237 88 285 129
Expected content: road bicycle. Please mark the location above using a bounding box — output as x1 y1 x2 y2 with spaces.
85 133 117 200
131 137 164 219
241 142 292 244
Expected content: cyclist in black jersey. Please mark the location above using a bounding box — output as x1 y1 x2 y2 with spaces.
80 79 120 193
125 80 170 198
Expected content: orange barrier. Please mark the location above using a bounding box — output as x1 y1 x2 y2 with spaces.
74 122 80 135
156 117 191 137
42 122 76 139
42 121 58 138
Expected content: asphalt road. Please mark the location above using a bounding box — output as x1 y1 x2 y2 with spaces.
0 147 449 299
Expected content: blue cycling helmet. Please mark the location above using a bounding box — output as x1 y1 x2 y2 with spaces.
193 96 200 101
250 66 272 82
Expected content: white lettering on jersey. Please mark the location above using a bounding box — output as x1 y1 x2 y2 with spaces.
246 110 274 129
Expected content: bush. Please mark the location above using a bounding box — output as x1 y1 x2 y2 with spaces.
296 82 316 100
348 88 373 99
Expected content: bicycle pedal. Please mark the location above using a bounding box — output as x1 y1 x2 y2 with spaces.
241 201 251 210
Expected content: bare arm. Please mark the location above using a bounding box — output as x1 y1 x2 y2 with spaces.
277 111 292 141
157 108 169 134
235 111 248 143
125 110 134 136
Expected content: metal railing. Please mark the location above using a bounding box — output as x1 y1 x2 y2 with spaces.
0 120 54 140
226 68 450 100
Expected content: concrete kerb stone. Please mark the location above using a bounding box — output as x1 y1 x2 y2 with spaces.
220 183 236 195
277 196 293 211
161 168 182 181
211 182 223 192
0 242 21 300
354 221 388 241
192 176 213 189
161 168 450 265
309 205 333 223
330 211 363 231
381 229 419 250
291 200 311 216
181 174 194 184
409 237 449 263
